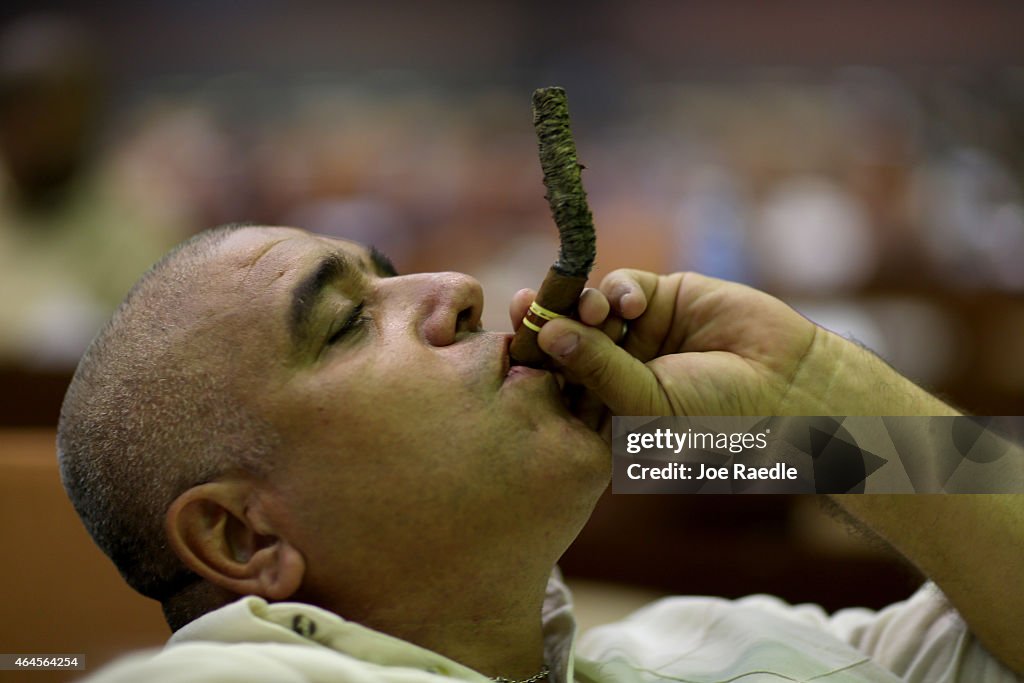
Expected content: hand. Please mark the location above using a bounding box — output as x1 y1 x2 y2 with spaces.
513 270 820 417
512 269 957 418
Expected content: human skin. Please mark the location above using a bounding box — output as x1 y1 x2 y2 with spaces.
163 226 610 679
511 269 1023 675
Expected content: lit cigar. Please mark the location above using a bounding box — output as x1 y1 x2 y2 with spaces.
509 87 597 367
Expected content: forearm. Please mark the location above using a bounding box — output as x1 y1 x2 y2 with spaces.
833 494 1024 674
797 332 1024 671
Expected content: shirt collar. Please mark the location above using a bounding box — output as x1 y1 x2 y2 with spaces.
170 570 579 683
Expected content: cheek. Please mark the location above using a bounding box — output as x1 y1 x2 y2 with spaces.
283 354 492 466
276 403 513 553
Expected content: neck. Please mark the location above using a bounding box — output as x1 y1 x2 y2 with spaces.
371 601 547 680
361 571 549 679
312 561 553 680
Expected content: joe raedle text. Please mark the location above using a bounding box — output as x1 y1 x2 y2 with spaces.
614 415 1024 494
612 416 814 494
626 461 798 482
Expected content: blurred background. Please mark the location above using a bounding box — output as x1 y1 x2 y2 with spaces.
1 1 1022 680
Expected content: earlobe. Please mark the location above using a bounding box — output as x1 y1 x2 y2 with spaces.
165 481 305 601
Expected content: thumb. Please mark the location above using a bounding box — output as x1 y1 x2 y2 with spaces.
538 317 670 416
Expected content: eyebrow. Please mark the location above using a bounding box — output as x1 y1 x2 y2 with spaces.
290 252 350 348
369 245 399 277
288 246 399 350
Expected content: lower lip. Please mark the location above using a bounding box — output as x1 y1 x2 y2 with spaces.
503 364 549 384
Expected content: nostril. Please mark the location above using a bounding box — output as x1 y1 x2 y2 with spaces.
421 273 484 346
456 306 476 333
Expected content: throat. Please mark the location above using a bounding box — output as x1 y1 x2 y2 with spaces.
382 612 547 681
348 589 549 682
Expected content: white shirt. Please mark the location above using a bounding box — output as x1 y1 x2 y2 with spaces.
82 575 1019 683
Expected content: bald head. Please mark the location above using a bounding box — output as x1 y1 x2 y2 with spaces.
57 224 276 622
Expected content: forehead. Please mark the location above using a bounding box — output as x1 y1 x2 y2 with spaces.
185 226 371 340
216 226 369 277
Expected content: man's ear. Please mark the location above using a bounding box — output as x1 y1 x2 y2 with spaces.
165 480 305 601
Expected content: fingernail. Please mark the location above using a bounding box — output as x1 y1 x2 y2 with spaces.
549 331 579 358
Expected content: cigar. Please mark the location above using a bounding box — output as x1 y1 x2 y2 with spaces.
509 87 597 367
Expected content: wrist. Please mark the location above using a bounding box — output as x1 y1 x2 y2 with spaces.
779 328 959 417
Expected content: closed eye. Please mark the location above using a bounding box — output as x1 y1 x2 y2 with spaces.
327 303 371 345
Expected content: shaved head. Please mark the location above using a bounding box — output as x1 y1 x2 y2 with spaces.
57 224 277 625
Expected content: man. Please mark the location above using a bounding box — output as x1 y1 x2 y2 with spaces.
58 224 1021 682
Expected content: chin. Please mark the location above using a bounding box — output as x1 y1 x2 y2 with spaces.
537 422 612 492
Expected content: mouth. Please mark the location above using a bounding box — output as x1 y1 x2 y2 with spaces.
496 335 586 424
499 334 559 387
505 364 550 383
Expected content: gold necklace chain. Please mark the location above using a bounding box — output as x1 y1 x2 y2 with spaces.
491 665 550 683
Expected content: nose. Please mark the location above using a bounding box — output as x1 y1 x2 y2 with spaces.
387 272 483 347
